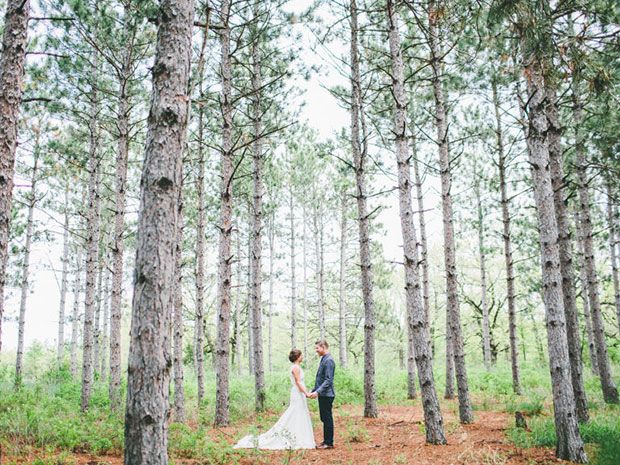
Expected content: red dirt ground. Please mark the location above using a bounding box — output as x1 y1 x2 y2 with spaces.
1 402 579 465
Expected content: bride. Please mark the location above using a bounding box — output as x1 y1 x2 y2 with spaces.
234 349 316 450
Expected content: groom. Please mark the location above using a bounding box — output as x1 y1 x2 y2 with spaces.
308 339 335 449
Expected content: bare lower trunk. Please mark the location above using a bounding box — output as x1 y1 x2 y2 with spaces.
574 83 619 404
474 163 491 371
70 249 82 378
607 182 620 335
428 0 472 422
214 0 233 426
234 232 242 375
268 213 274 371
350 0 377 418
302 205 308 357
0 0 30 358
444 317 454 399
496 82 522 394
574 208 598 375
195 101 206 408
522 50 587 462
289 186 297 348
411 129 430 341
546 87 588 422
123 0 193 461
58 188 71 369
173 188 185 423
250 29 266 411
386 0 445 441
338 191 348 368
81 55 101 410
109 12 134 408
94 244 104 377
15 152 39 389
100 269 110 381
247 228 254 375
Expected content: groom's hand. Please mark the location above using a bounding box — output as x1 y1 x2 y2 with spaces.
308 392 318 399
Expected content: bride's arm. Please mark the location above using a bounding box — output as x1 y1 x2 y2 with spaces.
291 365 309 395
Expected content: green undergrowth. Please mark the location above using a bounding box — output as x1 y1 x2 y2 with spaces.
1 358 619 464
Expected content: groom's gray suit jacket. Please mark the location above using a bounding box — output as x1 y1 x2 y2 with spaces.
312 353 336 398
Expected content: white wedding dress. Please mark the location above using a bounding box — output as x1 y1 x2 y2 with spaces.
234 365 316 450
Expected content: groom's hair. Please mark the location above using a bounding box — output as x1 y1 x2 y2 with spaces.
315 339 329 349
289 349 302 362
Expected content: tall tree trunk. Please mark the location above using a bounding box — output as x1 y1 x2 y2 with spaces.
428 0 472 423
521 50 587 462
250 27 266 412
574 208 599 375
573 81 619 405
494 81 522 394
109 8 134 408
606 182 620 335
14 151 39 389
173 185 185 423
349 0 377 418
338 191 348 368
313 201 326 340
302 204 308 357
81 52 101 411
94 236 104 377
123 0 193 461
411 129 430 342
386 0 445 442
195 95 206 409
444 317 454 399
546 87 589 422
473 163 491 371
58 188 71 369
0 0 30 357
289 185 297 348
214 0 233 426
70 248 82 378
100 268 110 381
268 212 274 371
234 231 242 375
247 226 254 375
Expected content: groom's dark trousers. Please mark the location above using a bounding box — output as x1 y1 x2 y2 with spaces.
313 352 336 446
318 396 334 446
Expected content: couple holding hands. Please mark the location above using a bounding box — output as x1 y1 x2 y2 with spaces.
234 339 335 450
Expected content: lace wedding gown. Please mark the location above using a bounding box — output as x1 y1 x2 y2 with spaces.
234 365 316 450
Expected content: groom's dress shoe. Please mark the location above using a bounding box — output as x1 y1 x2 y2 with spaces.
316 444 333 449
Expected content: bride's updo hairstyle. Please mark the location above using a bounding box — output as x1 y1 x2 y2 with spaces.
289 349 302 363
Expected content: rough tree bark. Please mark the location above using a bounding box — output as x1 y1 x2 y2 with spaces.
195 90 206 408
214 0 233 426
428 0 473 423
289 184 297 348
250 25 266 411
386 0 446 443
100 268 110 381
545 87 588 422
473 162 491 371
0 0 30 357
109 6 135 408
15 151 39 389
58 188 71 369
338 190 348 368
123 0 194 461
522 50 587 462
234 231 242 375
349 0 377 418
70 248 82 378
81 52 101 411
173 184 185 423
574 208 598 375
494 81 522 394
606 183 620 335
574 82 619 405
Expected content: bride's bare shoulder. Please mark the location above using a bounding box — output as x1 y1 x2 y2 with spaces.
291 364 301 374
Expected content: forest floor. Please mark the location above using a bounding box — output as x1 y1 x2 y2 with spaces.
1 401 578 465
